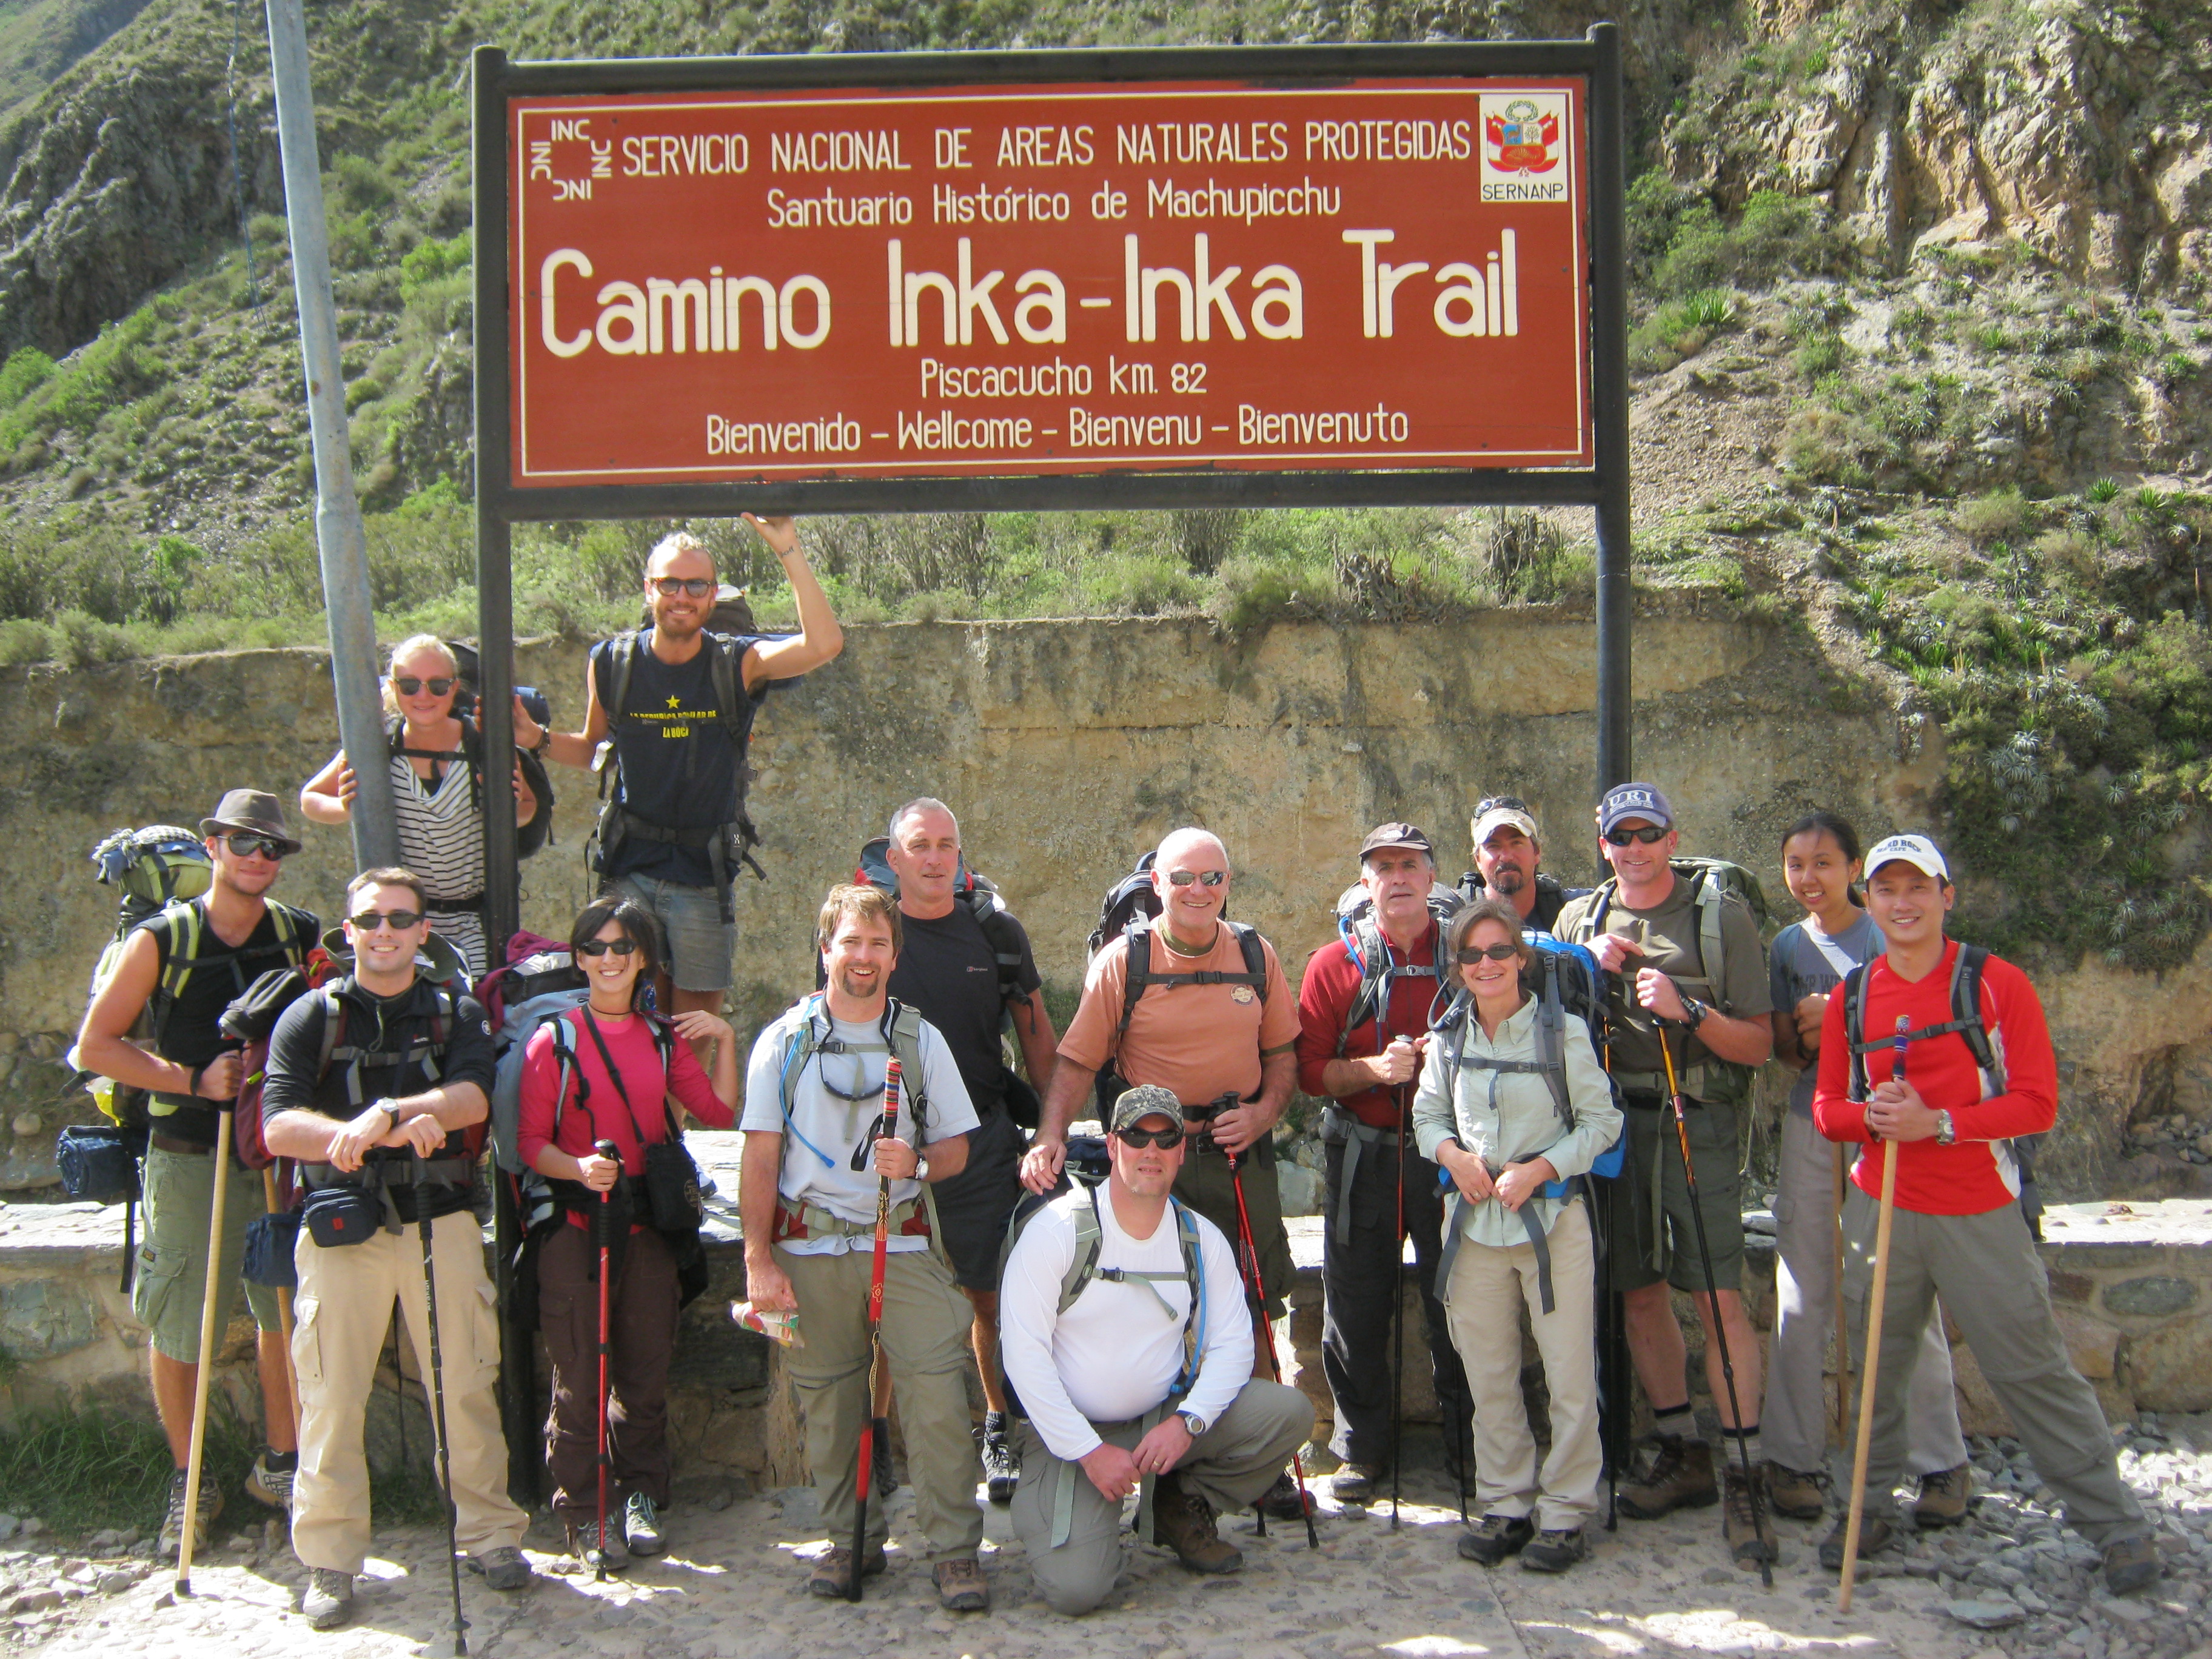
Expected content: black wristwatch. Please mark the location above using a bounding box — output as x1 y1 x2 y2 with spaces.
1680 997 1709 1033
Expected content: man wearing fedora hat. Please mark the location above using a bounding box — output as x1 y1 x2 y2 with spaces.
75 789 318 1553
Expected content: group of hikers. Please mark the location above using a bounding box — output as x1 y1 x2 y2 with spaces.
65 516 2165 1630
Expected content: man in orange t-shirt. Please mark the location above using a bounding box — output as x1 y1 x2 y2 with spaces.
1021 827 1305 1516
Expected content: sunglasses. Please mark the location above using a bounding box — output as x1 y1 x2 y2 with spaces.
650 577 715 598
1116 1123 1185 1150
1475 795 1530 816
1603 824 1671 845
350 909 423 932
578 937 638 958
1456 942 1522 964
1164 869 1228 888
390 675 455 697
226 833 290 861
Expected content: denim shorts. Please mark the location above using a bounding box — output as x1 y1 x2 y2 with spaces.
607 873 736 992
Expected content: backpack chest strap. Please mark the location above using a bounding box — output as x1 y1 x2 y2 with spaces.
1848 1017 1976 1056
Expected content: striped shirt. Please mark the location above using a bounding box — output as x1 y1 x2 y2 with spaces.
389 749 488 976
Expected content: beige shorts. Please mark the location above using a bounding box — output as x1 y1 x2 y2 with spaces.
132 1145 281 1361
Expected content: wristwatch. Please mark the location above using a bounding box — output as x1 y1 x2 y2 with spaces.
1934 1109 1957 1147
1680 996 1709 1032
532 729 553 756
1178 1410 1208 1438
914 1155 931 1184
374 1097 403 1132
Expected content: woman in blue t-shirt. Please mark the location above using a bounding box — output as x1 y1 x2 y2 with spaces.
1761 811 1968 1524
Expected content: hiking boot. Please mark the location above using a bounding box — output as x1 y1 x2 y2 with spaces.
244 1453 295 1513
1520 1527 1589 1573
1617 1435 1717 1521
871 1418 896 1500
1456 1513 1535 1566
624 1492 667 1557
806 1544 886 1598
1911 1462 1972 1529
1724 1464 1778 1569
980 1411 1019 1506
1330 1463 1385 1505
301 1568 354 1630
1765 1461 1826 1522
466 1545 533 1591
569 1517 629 1573
2102 1534 2162 1597
158 1468 224 1555
933 1555 990 1612
1153 1473 1242 1574
1818 1510 1895 1569
1256 1469 1313 1521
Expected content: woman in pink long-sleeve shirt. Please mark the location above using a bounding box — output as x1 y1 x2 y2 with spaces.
516 894 737 1570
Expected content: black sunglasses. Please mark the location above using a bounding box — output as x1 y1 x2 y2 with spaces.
1164 869 1227 888
578 937 638 958
650 577 714 598
390 675 455 697
1456 942 1522 964
1475 795 1530 816
1116 1123 1185 1150
226 833 290 860
350 908 423 931
1603 824 1671 846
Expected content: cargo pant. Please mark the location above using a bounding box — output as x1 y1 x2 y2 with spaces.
540 1222 682 1520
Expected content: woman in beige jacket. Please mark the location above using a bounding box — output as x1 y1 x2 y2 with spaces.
1413 899 1623 1573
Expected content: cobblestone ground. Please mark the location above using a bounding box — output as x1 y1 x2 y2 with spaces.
15 1423 2212 1659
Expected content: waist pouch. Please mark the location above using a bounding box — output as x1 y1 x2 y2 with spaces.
302 1184 383 1247
56 1125 142 1204
244 1209 301 1288
644 1139 705 1233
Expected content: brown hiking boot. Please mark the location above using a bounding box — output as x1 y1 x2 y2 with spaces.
932 1556 990 1612
1618 1435 1717 1521
806 1544 887 1598
1724 1464 1778 1568
1153 1473 1242 1575
1818 1511 1895 1569
2102 1534 2161 1596
1911 1463 1972 1529
1765 1461 1826 1521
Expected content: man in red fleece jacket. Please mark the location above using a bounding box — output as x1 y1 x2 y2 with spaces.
1812 834 2156 1596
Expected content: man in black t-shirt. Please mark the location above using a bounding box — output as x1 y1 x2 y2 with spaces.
518 518 843 1026
882 798 1057 1504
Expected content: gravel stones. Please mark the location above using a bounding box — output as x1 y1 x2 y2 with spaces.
1948 1597 2029 1629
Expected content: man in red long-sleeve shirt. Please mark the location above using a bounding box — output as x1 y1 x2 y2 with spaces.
1811 834 2156 1596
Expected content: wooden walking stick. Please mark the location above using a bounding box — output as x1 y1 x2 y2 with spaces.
848 1056 903 1602
1834 1142 1851 1446
262 1165 301 1444
176 1102 235 1596
1838 1016 1911 1615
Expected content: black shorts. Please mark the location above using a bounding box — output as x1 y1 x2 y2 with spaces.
930 1108 1025 1292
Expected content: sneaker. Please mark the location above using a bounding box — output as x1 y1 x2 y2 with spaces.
624 1492 667 1557
1456 1513 1535 1566
980 1412 1020 1506
1818 1511 1895 1570
1256 1469 1313 1521
1723 1464 1778 1568
806 1544 887 1598
871 1418 896 1500
1329 1463 1386 1505
466 1544 533 1591
1765 1461 1826 1522
1153 1472 1242 1574
301 1567 354 1630
244 1453 295 1513
1617 1435 1717 1521
1911 1462 1972 1529
1520 1527 1589 1573
569 1517 629 1573
933 1555 990 1612
158 1469 224 1555
2102 1534 2162 1597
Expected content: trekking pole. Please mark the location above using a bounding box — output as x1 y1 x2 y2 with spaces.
261 1166 301 1445
1436 1165 1470 1526
175 1099 236 1596
1658 1024 1772 1592
848 1056 902 1603
415 1151 469 1658
592 1138 618 1584
1389 1085 1409 1532
1225 1145 1319 1549
1838 1017 1909 1616
1834 1142 1851 1447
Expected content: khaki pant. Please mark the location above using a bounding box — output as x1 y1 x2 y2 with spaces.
1843 1189 2148 1546
1766 1112 1964 1476
1009 1379 1313 1616
290 1211 526 1573
1444 1199 1603 1532
1174 1141 1292 1319
779 1244 984 1564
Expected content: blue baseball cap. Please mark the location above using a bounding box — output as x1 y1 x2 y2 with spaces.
1597 782 1674 836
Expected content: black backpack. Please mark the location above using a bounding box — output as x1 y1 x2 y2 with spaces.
386 714 554 860
1329 879 1463 1056
853 836 1030 1021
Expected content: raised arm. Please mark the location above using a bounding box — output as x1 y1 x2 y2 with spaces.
740 515 843 689
299 748 356 825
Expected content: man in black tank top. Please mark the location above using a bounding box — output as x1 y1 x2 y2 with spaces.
518 518 842 1028
73 789 315 1555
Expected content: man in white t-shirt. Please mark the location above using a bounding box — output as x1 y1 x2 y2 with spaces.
1000 1085 1314 1615
740 884 987 1610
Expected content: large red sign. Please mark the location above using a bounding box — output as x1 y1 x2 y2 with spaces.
508 76 1590 489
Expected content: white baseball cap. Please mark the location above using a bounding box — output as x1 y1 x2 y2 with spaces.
1471 804 1540 848
1865 833 1950 882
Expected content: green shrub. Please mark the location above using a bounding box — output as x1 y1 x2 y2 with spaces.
400 232 471 305
1794 334 1846 379
1956 488 2035 545
0 347 53 409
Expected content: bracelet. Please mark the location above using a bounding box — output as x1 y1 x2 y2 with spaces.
186 1062 205 1098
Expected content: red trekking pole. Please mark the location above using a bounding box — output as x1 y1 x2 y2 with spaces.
592 1138 619 1582
849 1056 902 1602
1225 1144 1319 1548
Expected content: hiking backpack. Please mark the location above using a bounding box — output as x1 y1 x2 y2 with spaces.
853 835 1030 1016
438 640 550 730
511 1005 680 1230
1840 943 2042 1234
587 626 766 914
1087 904 1270 1118
222 951 342 1176
1330 879 1464 1053
385 713 554 860
484 941 594 1179
774 993 935 1170
1455 870 1587 934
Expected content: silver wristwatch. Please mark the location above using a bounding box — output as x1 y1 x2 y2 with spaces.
375 1097 403 1131
1177 1410 1208 1438
1934 1109 1956 1147
914 1155 931 1184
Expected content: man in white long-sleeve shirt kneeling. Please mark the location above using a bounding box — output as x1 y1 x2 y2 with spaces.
999 1085 1314 1615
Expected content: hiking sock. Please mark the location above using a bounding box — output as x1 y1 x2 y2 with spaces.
1722 1424 1762 1469
262 1449 298 1472
1651 1401 1694 1441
